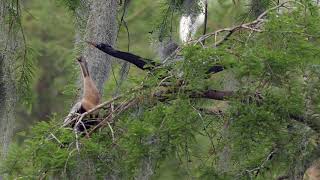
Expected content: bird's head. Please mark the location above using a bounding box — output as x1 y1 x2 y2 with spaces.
76 56 84 63
86 41 111 51
76 56 88 67
76 56 87 65
77 56 89 77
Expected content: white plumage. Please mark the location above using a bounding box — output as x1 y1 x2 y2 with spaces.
179 0 206 43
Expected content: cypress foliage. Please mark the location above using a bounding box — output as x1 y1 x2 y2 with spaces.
1 0 320 179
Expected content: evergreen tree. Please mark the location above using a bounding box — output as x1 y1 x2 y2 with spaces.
1 0 320 179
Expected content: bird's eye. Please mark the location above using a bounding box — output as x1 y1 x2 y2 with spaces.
77 57 83 62
97 44 104 49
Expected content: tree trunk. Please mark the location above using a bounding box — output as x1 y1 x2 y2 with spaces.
83 0 118 93
0 0 18 163
71 0 118 179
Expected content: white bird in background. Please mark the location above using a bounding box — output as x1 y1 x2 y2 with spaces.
179 0 206 43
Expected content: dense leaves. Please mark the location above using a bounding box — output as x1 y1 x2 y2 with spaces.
1 0 320 180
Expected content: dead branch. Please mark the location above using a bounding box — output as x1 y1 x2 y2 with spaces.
87 98 137 136
237 149 277 178
63 88 140 128
195 1 298 47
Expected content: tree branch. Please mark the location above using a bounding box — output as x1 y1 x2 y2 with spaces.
195 1 296 47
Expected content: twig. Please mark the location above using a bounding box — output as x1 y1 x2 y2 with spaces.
117 0 130 51
107 121 115 142
79 120 90 138
195 18 264 46
195 1 298 47
237 149 277 178
63 93 129 127
49 133 63 147
63 149 76 176
191 104 217 154
75 131 80 153
87 99 135 136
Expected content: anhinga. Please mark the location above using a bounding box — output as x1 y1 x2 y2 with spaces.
87 41 224 74
87 41 158 70
77 56 101 114
64 57 101 130
179 0 206 43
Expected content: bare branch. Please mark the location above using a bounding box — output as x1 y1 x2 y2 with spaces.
195 1 298 47
237 149 277 178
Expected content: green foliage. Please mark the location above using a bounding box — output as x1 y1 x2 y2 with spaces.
1 0 37 108
55 0 81 12
15 46 37 110
17 0 77 122
1 120 76 179
154 0 181 41
2 0 320 179
250 0 271 18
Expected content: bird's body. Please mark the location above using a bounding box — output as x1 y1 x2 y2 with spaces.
179 0 206 43
179 10 205 43
80 75 100 112
63 57 101 128
77 57 101 113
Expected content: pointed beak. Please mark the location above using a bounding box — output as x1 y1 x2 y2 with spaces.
86 41 97 47
76 56 83 63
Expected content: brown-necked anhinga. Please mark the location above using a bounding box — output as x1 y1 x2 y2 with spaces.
86 41 224 74
64 57 101 130
77 56 101 114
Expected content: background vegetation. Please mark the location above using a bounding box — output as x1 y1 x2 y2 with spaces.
0 0 320 179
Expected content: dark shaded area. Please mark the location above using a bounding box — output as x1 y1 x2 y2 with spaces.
250 0 270 18
0 54 5 106
190 89 234 100
207 65 224 74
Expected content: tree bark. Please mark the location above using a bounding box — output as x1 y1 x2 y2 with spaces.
0 0 18 163
83 0 118 93
71 0 118 179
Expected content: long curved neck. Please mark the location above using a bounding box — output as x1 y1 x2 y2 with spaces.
83 77 100 103
79 61 89 77
79 60 100 110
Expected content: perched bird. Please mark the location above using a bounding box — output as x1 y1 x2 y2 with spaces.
87 41 158 70
87 41 224 74
77 56 101 114
179 0 206 43
64 57 101 129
